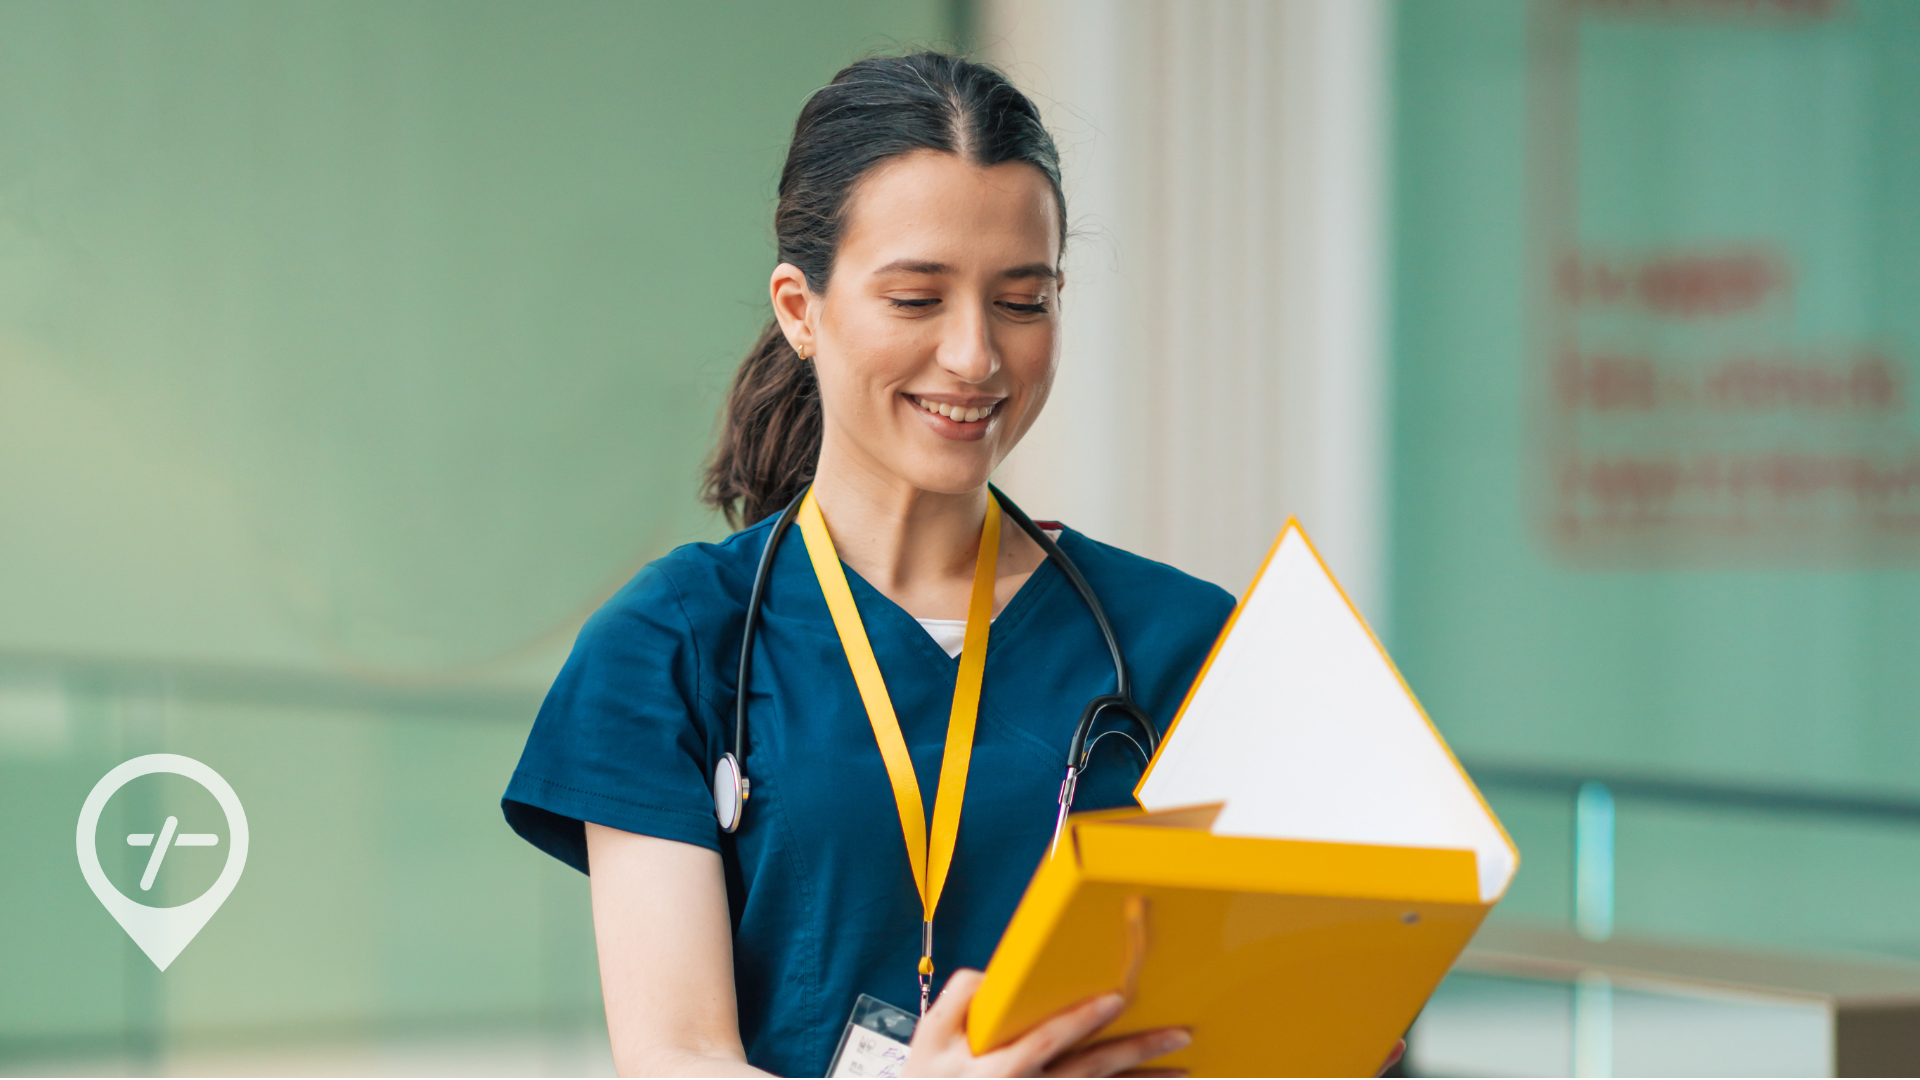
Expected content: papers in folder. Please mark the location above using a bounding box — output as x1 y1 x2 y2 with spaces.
967 521 1517 1077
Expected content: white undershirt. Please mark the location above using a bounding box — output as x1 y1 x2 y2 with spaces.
913 527 1061 658
913 618 974 659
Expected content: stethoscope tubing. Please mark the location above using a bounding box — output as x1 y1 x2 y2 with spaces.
731 486 810 780
987 485 1132 703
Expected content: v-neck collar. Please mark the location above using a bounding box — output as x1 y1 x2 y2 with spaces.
827 530 1073 670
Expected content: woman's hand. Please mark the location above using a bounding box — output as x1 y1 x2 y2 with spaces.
903 969 1191 1078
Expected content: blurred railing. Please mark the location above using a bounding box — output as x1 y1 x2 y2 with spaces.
1463 760 1920 826
1463 757 1920 947
1420 761 1920 1076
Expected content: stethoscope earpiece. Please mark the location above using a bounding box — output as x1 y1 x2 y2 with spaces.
1049 695 1158 856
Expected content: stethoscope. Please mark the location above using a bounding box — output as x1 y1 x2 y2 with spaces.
713 483 1160 853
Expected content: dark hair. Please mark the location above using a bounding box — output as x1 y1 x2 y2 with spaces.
701 52 1066 528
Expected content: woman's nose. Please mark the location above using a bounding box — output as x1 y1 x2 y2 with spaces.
937 304 1000 384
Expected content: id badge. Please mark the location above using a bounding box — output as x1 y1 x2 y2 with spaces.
826 993 918 1078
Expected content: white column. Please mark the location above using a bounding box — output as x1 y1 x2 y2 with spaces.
983 0 1390 626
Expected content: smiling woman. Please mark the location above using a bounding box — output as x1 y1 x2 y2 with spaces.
761 146 1067 621
502 53 1237 1078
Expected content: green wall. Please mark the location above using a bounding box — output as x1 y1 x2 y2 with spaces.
1393 0 1920 959
0 1 954 1070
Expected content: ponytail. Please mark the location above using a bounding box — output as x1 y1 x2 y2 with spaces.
700 52 1064 529
703 320 821 529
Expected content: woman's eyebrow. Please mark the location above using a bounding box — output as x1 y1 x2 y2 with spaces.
872 259 952 276
869 259 1059 281
1000 262 1059 282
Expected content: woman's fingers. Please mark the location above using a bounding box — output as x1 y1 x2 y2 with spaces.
918 968 983 1042
901 970 997 1077
1043 1027 1190 1078
922 979 1186 1078
998 992 1126 1074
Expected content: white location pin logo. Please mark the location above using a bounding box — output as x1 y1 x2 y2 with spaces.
76 754 249 971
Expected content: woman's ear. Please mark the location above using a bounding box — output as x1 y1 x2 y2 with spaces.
769 263 816 357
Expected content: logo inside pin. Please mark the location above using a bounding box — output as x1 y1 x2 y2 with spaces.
76 754 249 971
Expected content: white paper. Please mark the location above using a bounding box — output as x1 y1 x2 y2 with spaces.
1137 523 1516 903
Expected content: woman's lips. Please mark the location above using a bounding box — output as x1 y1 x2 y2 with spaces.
905 393 1001 442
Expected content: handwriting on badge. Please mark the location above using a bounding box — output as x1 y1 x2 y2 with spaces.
833 1027 909 1077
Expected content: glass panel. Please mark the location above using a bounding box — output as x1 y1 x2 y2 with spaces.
1395 0 1920 957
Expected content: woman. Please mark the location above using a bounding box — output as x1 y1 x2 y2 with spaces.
503 53 1235 1077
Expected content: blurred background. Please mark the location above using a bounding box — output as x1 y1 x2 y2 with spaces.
3 0 1918 1075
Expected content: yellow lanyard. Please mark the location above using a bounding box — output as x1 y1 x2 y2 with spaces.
796 488 1000 1014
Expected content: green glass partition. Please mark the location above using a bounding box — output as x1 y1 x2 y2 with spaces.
1394 0 1920 961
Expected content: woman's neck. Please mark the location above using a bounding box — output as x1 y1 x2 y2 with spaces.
808 439 1042 621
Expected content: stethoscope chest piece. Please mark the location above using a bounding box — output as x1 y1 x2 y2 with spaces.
714 752 748 833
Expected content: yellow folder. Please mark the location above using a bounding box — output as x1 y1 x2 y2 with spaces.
967 521 1518 1076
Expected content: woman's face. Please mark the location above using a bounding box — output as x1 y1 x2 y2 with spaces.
772 149 1062 496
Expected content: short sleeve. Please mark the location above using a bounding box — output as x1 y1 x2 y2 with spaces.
502 562 723 873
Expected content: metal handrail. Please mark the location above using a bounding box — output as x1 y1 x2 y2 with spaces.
1462 759 1920 825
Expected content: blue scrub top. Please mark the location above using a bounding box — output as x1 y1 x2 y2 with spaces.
503 513 1234 1078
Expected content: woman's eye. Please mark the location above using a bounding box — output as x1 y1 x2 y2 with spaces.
1002 300 1050 315
887 297 940 309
